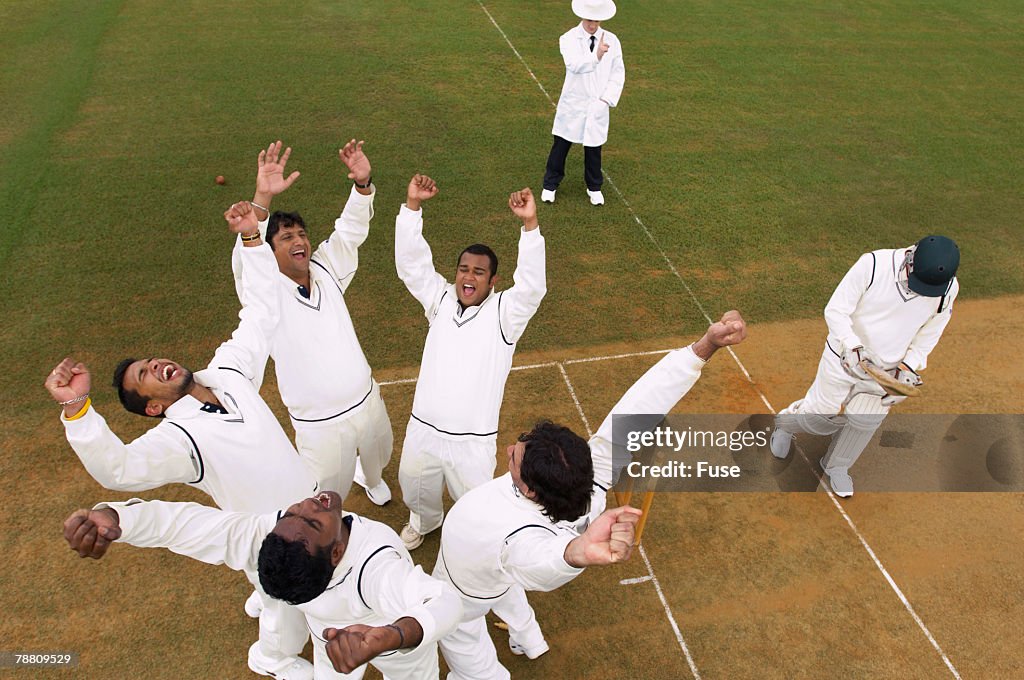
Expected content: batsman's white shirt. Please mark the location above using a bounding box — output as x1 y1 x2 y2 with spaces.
232 185 377 422
824 246 958 371
395 204 546 438
61 244 317 513
102 499 463 680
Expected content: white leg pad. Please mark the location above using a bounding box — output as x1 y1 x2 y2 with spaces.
822 392 889 473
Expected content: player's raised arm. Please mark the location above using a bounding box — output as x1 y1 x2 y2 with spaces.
252 139 300 222
315 139 376 292
508 188 539 231
499 187 547 343
339 139 372 196
45 357 92 419
395 174 447 314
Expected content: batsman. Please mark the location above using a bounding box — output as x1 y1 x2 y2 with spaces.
770 235 960 497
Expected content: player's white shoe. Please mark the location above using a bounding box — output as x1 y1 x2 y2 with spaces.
244 590 263 618
510 638 550 659
353 460 392 505
587 189 605 206
401 524 425 550
364 480 392 506
769 429 793 459
820 457 854 498
541 189 556 203
247 642 314 680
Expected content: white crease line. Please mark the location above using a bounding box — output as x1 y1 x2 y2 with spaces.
477 4 960 677
512 360 559 372
378 349 677 387
555 358 698 678
476 0 555 105
564 348 671 365
620 575 654 586
640 544 703 680
377 377 418 387
556 362 592 437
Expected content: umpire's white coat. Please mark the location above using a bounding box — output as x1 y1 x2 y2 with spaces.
104 499 463 679
552 24 626 147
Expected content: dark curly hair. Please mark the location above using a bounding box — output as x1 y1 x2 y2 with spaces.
519 421 593 522
112 358 151 417
257 532 334 605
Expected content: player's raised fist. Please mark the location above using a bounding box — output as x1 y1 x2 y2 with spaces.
508 188 539 230
224 201 259 235
707 310 747 348
45 357 91 405
406 174 439 211
63 507 121 559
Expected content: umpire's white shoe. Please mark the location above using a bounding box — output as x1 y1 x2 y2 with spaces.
587 189 605 205
769 429 793 459
820 458 854 498
510 638 550 659
244 590 263 618
247 643 314 680
541 189 556 203
401 524 425 551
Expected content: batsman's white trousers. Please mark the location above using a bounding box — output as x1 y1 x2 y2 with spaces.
398 418 497 534
294 381 393 500
776 345 890 473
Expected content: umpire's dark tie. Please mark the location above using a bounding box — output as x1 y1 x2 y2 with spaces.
590 35 596 52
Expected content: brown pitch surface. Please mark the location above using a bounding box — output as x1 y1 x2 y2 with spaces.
3 295 1021 678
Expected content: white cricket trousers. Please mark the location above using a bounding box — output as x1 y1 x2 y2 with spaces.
436 592 520 680
776 345 890 473
294 381 393 500
398 417 497 534
244 569 310 674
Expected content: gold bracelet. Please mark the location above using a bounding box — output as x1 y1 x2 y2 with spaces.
241 231 261 242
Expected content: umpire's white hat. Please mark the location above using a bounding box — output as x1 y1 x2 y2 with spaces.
572 0 617 21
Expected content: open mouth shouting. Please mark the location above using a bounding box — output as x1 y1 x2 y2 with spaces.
314 491 343 511
290 245 308 263
157 361 182 383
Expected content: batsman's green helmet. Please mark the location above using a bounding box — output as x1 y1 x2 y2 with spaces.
908 235 959 297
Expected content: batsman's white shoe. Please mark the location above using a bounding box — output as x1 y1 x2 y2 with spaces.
510 638 550 659
400 524 425 551
244 590 263 618
247 642 314 680
541 189 556 203
820 458 854 498
769 429 793 459
587 189 605 206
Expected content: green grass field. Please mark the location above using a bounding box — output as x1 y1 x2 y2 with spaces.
2 1 1022 678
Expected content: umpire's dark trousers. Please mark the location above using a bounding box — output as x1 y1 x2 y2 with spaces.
543 135 603 191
